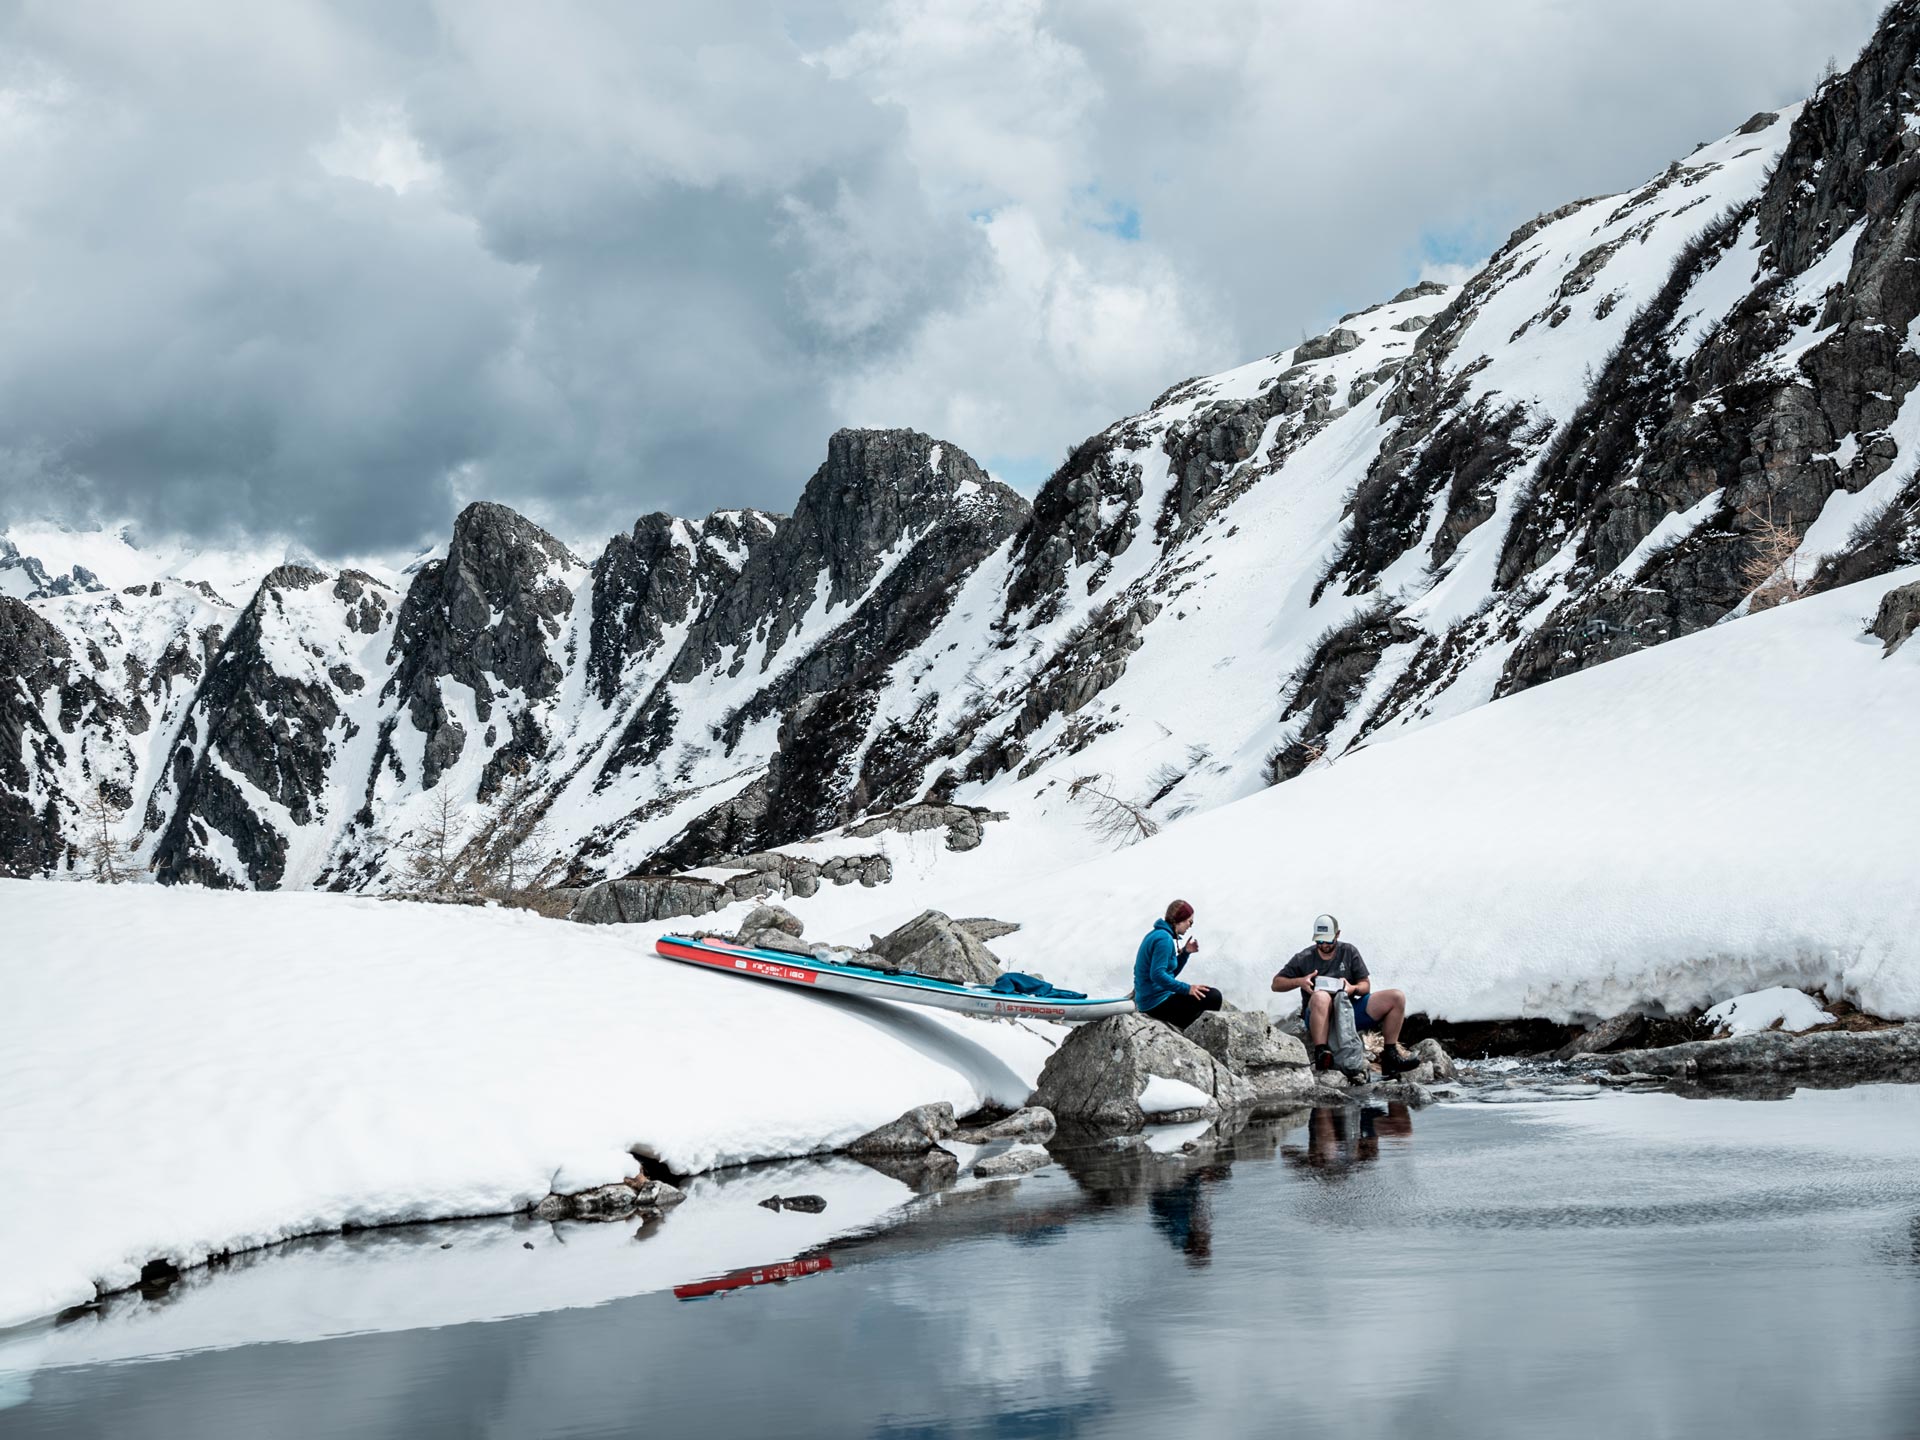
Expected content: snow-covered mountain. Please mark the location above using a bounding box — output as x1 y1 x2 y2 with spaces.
6 2 1920 892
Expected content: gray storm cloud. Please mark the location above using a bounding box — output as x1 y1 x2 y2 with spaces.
0 0 1887 556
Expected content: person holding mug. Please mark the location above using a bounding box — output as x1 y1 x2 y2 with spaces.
1134 899 1226 1029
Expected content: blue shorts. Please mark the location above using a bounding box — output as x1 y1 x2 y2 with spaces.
1351 995 1376 1031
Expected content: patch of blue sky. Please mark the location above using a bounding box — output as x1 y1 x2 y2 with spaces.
981 453 1055 496
1077 185 1141 241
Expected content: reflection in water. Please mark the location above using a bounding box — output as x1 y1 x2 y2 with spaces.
1146 1166 1229 1266
8 1087 1920 1440
1282 1102 1415 1180
672 1253 833 1301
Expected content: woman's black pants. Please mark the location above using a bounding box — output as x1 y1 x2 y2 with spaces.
1144 987 1225 1030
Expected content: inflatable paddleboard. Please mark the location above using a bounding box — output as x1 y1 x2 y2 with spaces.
655 934 1137 1023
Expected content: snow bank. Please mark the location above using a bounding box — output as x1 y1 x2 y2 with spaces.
961 570 1920 1026
1705 987 1830 1035
0 886 1056 1330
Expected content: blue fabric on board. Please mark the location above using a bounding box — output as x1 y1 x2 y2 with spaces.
991 972 1088 1000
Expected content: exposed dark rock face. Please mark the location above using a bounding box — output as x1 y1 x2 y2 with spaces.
589 510 777 709
154 568 349 888
376 502 578 794
0 598 90 874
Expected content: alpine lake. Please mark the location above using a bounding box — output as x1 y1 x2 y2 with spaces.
5 1076 1918 1439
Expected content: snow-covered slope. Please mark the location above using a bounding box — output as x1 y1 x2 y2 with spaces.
5 6 1920 919
756 566 1920 1025
0 882 1052 1331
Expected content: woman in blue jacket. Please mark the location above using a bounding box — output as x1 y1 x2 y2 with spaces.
1134 899 1224 1029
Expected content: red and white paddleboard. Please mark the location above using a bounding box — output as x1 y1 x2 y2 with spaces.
654 934 1136 1024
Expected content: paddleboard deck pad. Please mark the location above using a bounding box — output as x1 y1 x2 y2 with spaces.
655 934 1137 1023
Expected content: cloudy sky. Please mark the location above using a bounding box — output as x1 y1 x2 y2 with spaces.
0 0 1888 558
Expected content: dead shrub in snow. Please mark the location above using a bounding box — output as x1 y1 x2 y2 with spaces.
1068 773 1159 848
80 783 134 883
1740 502 1806 611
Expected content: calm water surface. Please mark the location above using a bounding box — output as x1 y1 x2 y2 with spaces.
7 1083 1920 1439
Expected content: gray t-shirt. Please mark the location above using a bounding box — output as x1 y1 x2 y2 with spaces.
1277 942 1370 1016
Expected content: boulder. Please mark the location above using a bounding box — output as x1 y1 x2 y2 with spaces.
844 1102 958 1155
956 917 1022 942
867 910 1002 986
1552 1012 1646 1061
1032 1013 1256 1130
570 876 728 925
630 1178 685 1211
739 928 815 956
1293 326 1363 362
951 1105 1056 1146
569 1183 639 1219
1869 579 1920 656
1187 1009 1309 1072
531 1194 570 1221
1186 1009 1314 1110
973 1144 1052 1178
739 903 803 937
1413 1038 1456 1080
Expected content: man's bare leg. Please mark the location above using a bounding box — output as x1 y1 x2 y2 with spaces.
1307 988 1332 1045
1368 988 1408 1046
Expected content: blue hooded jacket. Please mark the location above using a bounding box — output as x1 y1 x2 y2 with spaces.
1133 919 1190 1010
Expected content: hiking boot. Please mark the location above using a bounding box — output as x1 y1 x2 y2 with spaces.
1380 1043 1422 1077
1312 1043 1334 1071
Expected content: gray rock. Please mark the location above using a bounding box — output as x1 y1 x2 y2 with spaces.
1413 1039 1456 1080
1293 327 1364 362
846 803 995 852
1552 1012 1647 1061
950 1105 1056 1146
867 910 1002 986
630 1179 685 1210
1031 1013 1256 1130
738 927 815 956
531 1194 570 1221
739 902 803 937
956 917 1022 942
570 876 729 925
1870 579 1920 655
1587 1023 1920 1081
1186 1009 1309 1074
569 1183 640 1220
844 1102 958 1155
972 1144 1052 1178
1246 1064 1318 1107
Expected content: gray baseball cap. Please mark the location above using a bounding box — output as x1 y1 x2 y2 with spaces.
1313 914 1339 943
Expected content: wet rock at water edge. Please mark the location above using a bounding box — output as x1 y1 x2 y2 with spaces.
758 1194 828 1213
1553 1012 1648 1060
950 1105 1056 1146
1032 1013 1255 1130
844 1101 959 1154
972 1144 1052 1178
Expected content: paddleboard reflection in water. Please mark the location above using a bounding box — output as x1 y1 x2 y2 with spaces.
673 1254 835 1301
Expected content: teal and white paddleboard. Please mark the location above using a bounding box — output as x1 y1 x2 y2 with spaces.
655 934 1136 1024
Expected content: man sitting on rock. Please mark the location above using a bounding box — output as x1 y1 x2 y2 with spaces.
1135 899 1225 1030
1271 914 1421 1076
